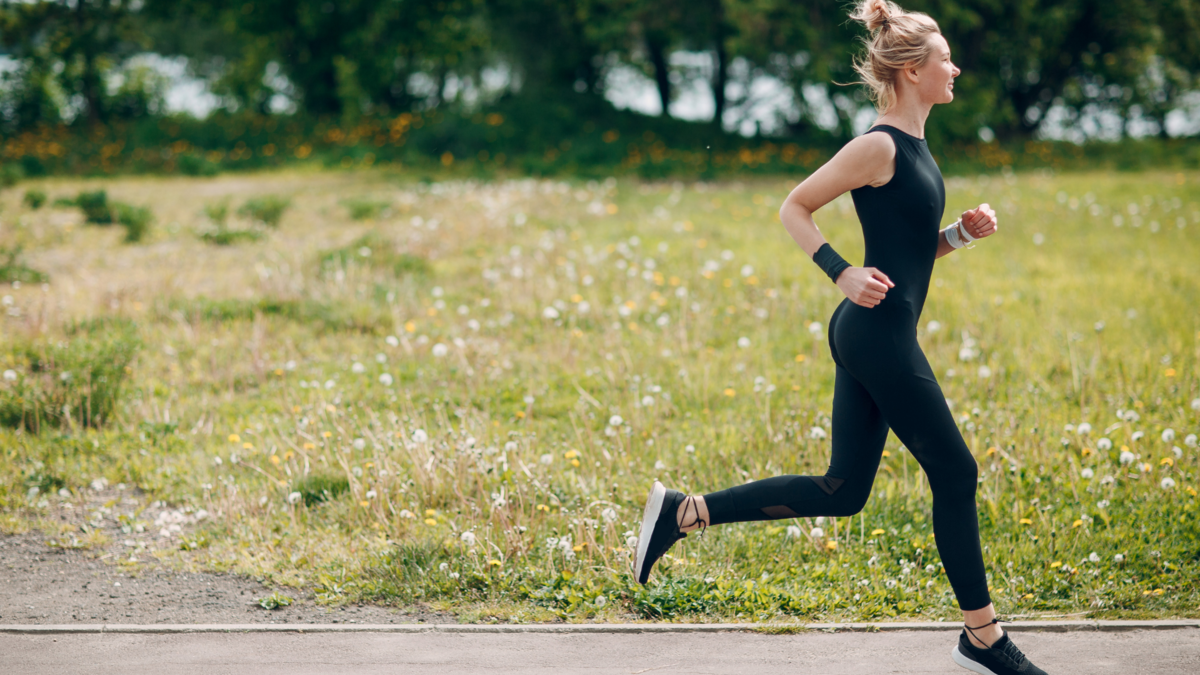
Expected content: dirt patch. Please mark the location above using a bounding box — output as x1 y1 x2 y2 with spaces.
1 485 455 625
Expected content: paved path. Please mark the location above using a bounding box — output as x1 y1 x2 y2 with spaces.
4 627 1197 674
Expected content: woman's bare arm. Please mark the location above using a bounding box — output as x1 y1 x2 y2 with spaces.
778 132 899 308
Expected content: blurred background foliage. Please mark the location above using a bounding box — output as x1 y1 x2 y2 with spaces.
1 0 1199 178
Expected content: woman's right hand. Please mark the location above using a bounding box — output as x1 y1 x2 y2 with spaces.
835 267 895 308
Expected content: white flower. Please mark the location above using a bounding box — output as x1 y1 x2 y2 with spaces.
925 564 936 573
601 507 617 522
2 369 16 381
641 395 654 406
1088 552 1101 563
379 373 394 386
288 492 302 505
593 595 607 607
351 362 365 374
1097 499 1110 509
1184 433 1198 448
365 490 376 499
1098 438 1113 451
654 460 666 470
542 306 560 319
214 456 223 465
1119 450 1135 464
809 527 824 538
399 509 415 519
926 320 941 334
1064 424 1075 433
809 427 827 440
807 321 822 336
1114 553 1124 563
431 343 449 357
460 531 477 547
1081 468 1094 479
815 516 825 525
737 336 751 348
412 429 429 443
1131 431 1144 441
1161 477 1176 489
786 525 802 538
1077 422 1092 435
1162 428 1176 442
608 415 624 427
386 335 399 347
886 579 898 588
740 264 754 277
539 453 553 465
625 534 638 549
1173 446 1183 458
977 365 992 378
352 438 366 450
504 441 519 452
1192 398 1200 411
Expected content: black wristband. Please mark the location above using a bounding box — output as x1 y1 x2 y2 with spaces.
812 242 851 284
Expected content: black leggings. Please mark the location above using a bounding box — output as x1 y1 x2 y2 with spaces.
702 305 991 611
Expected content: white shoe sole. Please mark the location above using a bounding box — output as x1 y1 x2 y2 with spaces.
634 481 666 582
951 645 1000 675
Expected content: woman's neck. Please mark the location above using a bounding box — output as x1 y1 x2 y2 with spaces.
874 98 932 139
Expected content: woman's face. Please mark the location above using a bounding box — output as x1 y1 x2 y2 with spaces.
912 33 960 105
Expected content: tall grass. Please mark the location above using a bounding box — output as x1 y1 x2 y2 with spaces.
0 167 1196 622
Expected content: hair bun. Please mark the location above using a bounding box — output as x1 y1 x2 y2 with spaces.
852 0 897 32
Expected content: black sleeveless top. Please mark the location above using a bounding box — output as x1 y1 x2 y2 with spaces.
848 124 946 324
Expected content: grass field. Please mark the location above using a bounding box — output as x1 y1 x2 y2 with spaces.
1 166 1198 624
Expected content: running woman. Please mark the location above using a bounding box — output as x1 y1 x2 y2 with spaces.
634 2 1047 674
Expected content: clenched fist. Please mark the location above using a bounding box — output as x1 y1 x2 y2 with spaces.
836 266 895 308
961 203 998 240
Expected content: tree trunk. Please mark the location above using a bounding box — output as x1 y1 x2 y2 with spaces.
711 4 728 129
646 32 671 118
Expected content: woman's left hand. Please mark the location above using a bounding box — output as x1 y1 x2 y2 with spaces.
960 203 998 240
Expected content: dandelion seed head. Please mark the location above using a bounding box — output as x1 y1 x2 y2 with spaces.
1089 552 1101 563
461 531 477 547
1185 434 1198 448
287 492 302 505
504 441 518 452
809 527 824 538
1114 553 1124 563
593 595 607 607
386 335 399 347
352 438 366 450
608 415 624 427
539 453 553 465
351 362 365 374
1192 398 1200 411
977 365 992 378
926 320 941 334
1081 468 1094 479
1161 477 1176 489
808 321 822 336
786 525 802 538
737 336 751 348
1119 450 1135 464
809 427 827 440
365 490 376 499
3 369 17 381
432 343 449 357
1162 428 1176 442
1077 422 1092 435
1131 431 1144 441
1097 438 1113 451
379 373 393 386
601 507 617 522
412 429 429 443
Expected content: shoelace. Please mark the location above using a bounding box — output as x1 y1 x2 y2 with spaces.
679 495 708 537
964 618 1027 666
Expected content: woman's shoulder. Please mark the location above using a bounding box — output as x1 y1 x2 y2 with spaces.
836 128 896 166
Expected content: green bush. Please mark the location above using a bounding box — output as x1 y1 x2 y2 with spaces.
319 233 431 279
114 202 153 243
0 246 48 284
76 190 115 223
203 201 230 227
177 154 221 177
341 198 390 221
238 195 290 227
23 190 47 209
0 318 141 433
294 473 350 507
0 163 23 187
199 227 263 246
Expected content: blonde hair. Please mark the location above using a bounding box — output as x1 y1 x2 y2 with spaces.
848 0 942 113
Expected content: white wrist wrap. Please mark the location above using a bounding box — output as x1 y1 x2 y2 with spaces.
944 220 965 249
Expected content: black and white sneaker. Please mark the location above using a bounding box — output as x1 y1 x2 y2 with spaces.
633 481 692 584
951 625 1048 675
